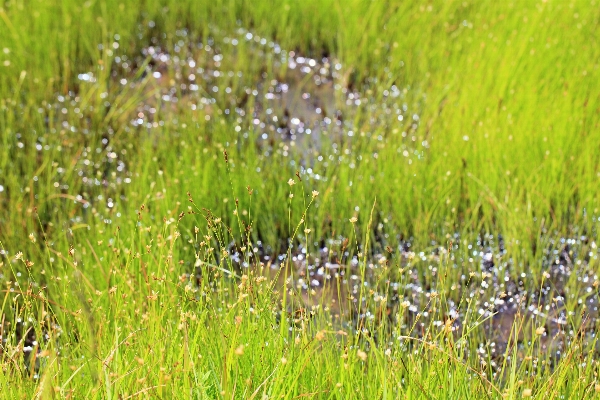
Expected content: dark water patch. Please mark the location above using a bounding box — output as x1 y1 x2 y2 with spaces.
116 25 384 160
179 229 600 373
3 227 600 380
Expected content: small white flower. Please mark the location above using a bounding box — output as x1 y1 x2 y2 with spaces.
542 271 550 279
287 179 295 186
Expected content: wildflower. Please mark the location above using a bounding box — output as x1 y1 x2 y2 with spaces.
443 319 454 334
542 271 550 279
385 349 392 356
304 228 311 234
289 193 294 199
349 217 358 223
357 350 367 361
401 300 410 308
28 233 36 243
522 389 532 397
15 252 23 260
235 345 244 355
311 190 319 198
281 357 287 365
288 179 295 186
535 326 545 335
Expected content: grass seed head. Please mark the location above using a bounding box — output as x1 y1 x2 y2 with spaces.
357 350 367 361
535 326 546 335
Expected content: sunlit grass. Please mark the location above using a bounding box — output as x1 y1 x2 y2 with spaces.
2 0 600 398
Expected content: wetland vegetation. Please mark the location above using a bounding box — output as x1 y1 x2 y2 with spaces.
2 1 600 398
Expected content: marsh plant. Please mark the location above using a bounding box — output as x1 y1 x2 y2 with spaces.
2 0 600 398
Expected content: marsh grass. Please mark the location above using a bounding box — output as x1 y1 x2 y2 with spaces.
1 172 599 398
2 0 600 398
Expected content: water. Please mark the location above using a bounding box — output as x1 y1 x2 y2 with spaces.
178 226 600 373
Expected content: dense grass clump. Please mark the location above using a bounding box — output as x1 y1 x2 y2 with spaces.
2 0 600 398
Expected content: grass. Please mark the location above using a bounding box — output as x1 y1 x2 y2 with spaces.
2 0 600 398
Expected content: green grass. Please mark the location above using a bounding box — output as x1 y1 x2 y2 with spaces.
2 0 600 398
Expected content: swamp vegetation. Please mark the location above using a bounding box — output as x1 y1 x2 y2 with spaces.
2 1 600 398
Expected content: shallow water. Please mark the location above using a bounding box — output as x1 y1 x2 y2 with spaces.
180 227 600 372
